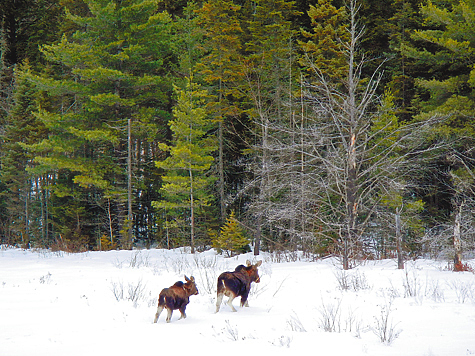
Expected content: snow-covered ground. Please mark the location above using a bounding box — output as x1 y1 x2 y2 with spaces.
1 246 475 356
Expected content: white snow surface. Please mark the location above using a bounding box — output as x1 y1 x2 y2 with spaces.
1 246 475 356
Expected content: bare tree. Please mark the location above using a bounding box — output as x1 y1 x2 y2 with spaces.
447 152 475 268
234 0 444 265
297 0 443 269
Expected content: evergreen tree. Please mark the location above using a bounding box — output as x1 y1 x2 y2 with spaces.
211 210 250 256
0 0 63 67
0 63 48 246
197 0 245 224
153 78 217 252
405 0 475 127
404 0 475 246
299 0 348 79
386 0 426 122
22 0 174 248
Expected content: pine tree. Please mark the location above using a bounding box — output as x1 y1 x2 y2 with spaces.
405 0 475 129
22 0 175 248
385 0 425 122
153 78 217 253
404 0 475 264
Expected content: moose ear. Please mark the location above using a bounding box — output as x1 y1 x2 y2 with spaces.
189 276 195 282
246 260 252 267
184 275 190 281
255 260 262 267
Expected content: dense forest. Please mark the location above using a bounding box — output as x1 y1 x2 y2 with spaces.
1 0 474 269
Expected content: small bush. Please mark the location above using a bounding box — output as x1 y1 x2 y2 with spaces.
287 312 307 332
319 298 342 332
50 235 88 253
99 235 116 251
335 270 371 292
372 299 401 345
111 279 147 308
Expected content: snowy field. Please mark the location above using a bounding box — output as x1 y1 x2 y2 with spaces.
1 246 475 356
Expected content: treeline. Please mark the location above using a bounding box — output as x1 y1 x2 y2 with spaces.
0 0 474 268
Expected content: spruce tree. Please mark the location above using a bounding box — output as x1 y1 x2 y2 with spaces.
211 210 250 256
299 0 348 79
242 0 300 254
153 78 217 253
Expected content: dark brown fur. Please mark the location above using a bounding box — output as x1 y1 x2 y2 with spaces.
153 275 198 323
215 260 262 312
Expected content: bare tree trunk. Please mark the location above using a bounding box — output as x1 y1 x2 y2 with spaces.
453 201 463 267
395 207 404 269
127 117 133 248
189 168 195 254
108 198 114 247
343 1 359 270
254 123 268 256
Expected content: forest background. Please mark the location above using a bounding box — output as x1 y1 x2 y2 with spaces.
1 0 475 270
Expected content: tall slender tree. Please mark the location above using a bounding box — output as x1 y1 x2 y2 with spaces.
154 78 217 252
198 0 244 224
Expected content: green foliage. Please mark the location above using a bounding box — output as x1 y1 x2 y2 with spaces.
407 0 475 135
153 77 217 249
99 234 116 251
18 0 175 248
197 0 244 114
299 0 348 79
370 90 402 151
211 211 250 256
0 0 63 67
0 62 48 245
155 78 216 209
0 0 473 260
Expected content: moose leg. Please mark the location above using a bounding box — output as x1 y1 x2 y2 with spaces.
216 292 224 313
178 307 187 320
165 308 173 323
153 305 164 323
227 295 237 312
241 293 249 307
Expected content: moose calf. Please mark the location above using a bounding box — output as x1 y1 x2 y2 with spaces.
216 260 262 312
153 275 198 323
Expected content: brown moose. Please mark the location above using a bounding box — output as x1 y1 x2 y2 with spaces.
153 275 198 323
215 260 262 312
